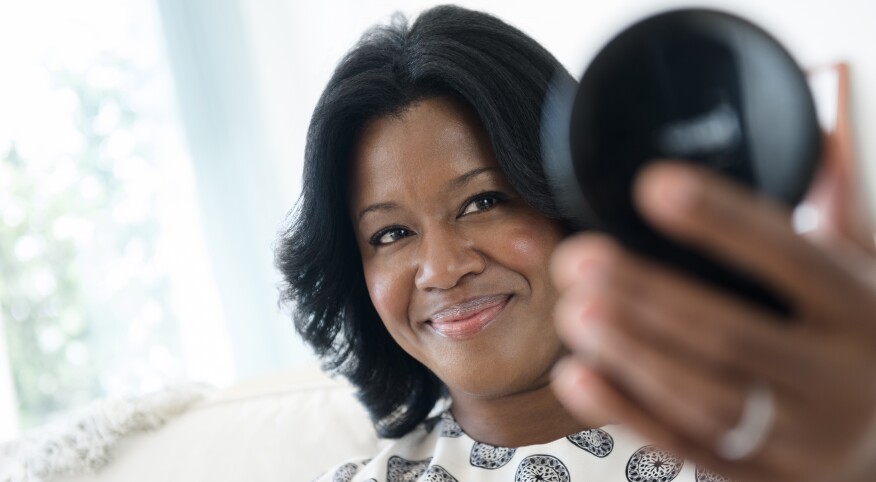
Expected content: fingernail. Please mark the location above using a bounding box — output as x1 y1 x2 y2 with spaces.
578 324 602 360
552 356 580 384
665 168 699 209
646 163 701 213
577 257 605 279
576 260 611 292
551 357 593 393
580 298 602 325
563 306 601 363
551 356 574 382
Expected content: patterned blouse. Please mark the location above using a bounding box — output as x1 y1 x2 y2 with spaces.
315 410 730 482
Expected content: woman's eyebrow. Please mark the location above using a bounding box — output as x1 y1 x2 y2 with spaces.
357 201 398 221
357 167 497 221
446 166 496 190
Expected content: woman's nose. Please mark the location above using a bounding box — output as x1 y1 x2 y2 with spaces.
414 227 485 291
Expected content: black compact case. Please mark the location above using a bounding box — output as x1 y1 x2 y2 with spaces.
543 9 821 314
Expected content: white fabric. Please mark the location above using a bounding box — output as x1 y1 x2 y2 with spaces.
0 365 384 482
0 384 211 482
316 410 729 482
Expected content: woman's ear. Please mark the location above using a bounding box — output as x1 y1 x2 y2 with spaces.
803 63 875 255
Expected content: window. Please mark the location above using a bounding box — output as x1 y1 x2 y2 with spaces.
0 0 233 439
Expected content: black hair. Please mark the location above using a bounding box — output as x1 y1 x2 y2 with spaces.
276 5 575 438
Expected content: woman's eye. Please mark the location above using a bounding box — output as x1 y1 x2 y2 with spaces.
369 227 412 246
460 193 503 216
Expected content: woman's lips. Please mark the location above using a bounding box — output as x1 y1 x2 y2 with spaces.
428 295 511 339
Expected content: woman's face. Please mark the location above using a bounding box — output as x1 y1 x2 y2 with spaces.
349 97 566 399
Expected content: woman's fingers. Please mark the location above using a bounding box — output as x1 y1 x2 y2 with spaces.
551 234 819 395
804 63 875 255
554 280 749 445
551 356 781 482
551 244 823 451
552 231 876 481
553 327 876 482
633 161 867 324
551 357 717 461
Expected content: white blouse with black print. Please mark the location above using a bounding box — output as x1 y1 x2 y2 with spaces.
314 410 731 482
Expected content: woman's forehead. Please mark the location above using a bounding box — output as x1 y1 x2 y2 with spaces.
349 97 499 204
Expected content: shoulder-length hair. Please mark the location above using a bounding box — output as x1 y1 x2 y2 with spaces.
276 4 574 438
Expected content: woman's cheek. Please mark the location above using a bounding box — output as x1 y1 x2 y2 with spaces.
506 222 562 262
511 234 537 258
365 265 412 331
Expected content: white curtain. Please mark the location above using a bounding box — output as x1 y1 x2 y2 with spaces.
156 0 311 377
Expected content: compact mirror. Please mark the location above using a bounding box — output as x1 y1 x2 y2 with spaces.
543 8 822 314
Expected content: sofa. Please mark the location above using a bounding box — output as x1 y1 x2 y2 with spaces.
0 365 385 481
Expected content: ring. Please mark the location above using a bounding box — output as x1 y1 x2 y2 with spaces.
716 380 776 460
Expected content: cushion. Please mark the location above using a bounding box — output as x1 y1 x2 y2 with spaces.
1 365 384 481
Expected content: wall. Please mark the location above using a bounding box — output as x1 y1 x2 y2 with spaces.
246 0 876 247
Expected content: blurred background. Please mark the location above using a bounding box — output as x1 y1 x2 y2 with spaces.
1 0 874 442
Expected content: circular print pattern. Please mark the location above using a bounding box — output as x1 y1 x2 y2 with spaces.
470 442 516 469
626 445 684 482
422 464 458 482
696 466 733 482
387 455 432 482
566 428 614 457
332 462 359 482
439 410 463 438
515 454 570 482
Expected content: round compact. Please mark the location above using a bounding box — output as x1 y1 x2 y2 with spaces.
544 9 821 313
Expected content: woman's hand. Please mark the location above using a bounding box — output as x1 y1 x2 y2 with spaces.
549 65 876 482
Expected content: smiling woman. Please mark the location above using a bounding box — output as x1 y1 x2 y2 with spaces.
275 5 625 480
276 5 577 444
277 4 876 482
349 97 572 441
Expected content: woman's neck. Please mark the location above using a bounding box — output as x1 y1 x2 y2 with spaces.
447 379 606 448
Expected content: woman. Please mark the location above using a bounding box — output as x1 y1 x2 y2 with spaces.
277 5 876 481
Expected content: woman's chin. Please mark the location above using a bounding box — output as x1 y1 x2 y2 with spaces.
438 348 563 401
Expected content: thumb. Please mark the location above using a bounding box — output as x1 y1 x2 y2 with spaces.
803 63 875 255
